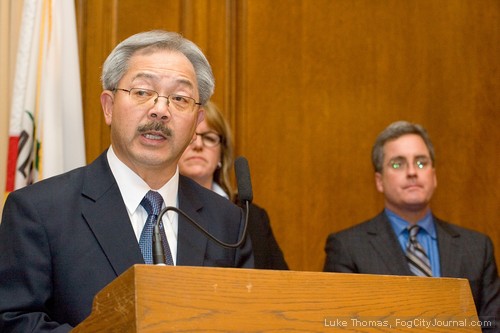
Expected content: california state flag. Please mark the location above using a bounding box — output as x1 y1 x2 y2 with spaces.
5 0 85 195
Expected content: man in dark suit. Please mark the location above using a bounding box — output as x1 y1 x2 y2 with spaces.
0 30 253 332
324 121 499 332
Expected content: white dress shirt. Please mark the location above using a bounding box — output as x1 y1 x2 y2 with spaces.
106 146 179 264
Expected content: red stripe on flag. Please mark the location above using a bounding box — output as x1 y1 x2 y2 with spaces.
6 136 20 193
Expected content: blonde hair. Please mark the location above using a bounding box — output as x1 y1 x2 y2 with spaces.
202 101 235 199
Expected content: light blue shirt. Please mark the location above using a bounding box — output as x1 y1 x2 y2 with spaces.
386 208 441 277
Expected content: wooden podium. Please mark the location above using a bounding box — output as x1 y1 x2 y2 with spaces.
72 265 481 332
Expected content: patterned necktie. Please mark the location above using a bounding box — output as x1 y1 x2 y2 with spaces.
406 225 432 277
139 191 174 265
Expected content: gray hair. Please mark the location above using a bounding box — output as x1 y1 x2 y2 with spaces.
371 120 435 172
101 30 214 104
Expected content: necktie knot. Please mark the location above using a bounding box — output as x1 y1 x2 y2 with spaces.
406 224 432 277
408 225 420 241
140 190 164 217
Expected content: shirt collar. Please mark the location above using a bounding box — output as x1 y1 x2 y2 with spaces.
212 182 229 199
107 146 179 215
385 208 437 239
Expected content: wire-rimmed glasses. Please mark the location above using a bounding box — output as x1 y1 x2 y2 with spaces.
387 157 431 171
115 88 201 113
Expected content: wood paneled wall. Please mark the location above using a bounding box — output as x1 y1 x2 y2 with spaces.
75 0 500 272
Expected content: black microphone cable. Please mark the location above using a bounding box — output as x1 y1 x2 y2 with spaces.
152 156 253 264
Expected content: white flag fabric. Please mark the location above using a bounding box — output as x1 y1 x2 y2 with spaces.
5 0 85 194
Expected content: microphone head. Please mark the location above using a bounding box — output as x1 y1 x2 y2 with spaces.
234 156 253 203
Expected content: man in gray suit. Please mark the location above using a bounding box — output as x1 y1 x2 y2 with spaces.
324 121 499 331
0 30 253 332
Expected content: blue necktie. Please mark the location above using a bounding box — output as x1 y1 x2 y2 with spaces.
139 191 174 265
406 225 432 277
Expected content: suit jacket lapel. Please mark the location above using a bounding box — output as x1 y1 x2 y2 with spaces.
81 152 144 276
435 218 461 277
176 176 209 266
368 212 413 275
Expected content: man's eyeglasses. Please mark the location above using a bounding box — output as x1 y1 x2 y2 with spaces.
387 157 431 171
114 88 201 113
193 132 222 148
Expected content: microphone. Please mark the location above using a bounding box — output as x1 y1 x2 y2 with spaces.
152 223 167 266
234 156 253 203
152 156 253 265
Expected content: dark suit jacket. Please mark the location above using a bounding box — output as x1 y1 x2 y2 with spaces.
0 152 253 332
245 203 288 270
323 211 500 331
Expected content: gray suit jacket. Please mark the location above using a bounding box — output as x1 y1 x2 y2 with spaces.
324 211 499 330
0 151 253 332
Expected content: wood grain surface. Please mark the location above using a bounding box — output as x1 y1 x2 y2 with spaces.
73 265 481 332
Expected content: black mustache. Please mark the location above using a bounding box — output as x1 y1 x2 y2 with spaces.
138 121 172 137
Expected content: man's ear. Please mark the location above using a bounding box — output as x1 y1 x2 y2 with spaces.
100 90 114 126
375 172 384 193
